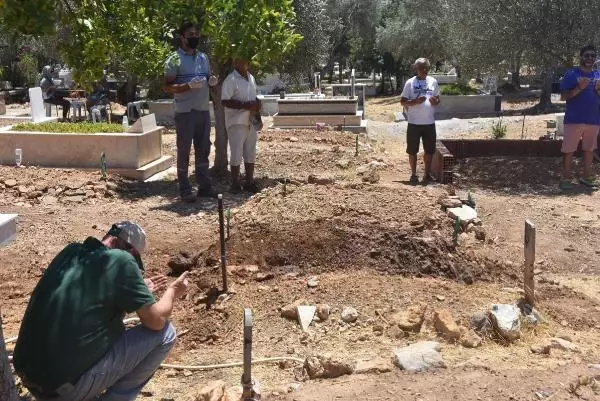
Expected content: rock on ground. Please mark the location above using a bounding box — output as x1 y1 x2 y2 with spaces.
361 169 380 184
354 358 392 374
388 305 426 332
316 303 331 321
281 299 309 320
434 309 461 341
470 311 493 335
307 174 335 185
460 328 483 348
393 341 446 373
341 306 359 323
304 354 355 379
447 205 477 224
181 380 234 401
489 304 521 342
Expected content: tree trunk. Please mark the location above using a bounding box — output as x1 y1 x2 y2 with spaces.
0 307 18 401
537 67 554 111
511 51 522 88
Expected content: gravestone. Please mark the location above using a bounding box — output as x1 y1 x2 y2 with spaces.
127 113 157 133
29 87 47 123
483 76 498 94
0 94 5 115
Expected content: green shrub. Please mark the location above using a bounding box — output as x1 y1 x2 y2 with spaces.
491 118 507 139
11 122 124 133
439 83 478 96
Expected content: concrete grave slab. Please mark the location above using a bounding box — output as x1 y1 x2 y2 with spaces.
447 205 477 223
0 214 17 247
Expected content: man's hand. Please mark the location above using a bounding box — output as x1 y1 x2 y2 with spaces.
414 96 427 105
170 271 189 298
208 75 218 87
429 95 440 106
577 77 591 89
246 100 260 112
188 76 206 89
595 80 600 91
145 275 168 293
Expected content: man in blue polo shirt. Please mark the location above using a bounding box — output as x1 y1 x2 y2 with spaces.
559 44 600 189
164 21 218 202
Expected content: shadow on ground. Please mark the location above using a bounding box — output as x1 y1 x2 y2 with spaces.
455 157 598 196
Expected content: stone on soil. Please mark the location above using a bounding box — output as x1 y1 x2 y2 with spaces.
470 311 493 334
460 328 482 348
439 198 463 209
354 359 392 374
447 205 477 224
4 179 17 188
433 309 461 341
549 337 579 352
361 169 380 184
304 354 355 379
336 159 351 169
393 341 446 373
307 276 319 288
489 304 521 342
341 306 358 323
307 174 335 185
388 305 426 332
255 272 275 282
281 299 309 320
316 304 331 321
181 379 234 401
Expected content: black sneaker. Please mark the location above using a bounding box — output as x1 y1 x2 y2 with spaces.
180 192 197 203
409 175 419 185
197 186 218 199
229 183 243 194
243 182 260 194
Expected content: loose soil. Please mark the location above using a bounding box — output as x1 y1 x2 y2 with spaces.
1 101 600 400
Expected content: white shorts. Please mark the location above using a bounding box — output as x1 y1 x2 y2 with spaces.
227 124 257 166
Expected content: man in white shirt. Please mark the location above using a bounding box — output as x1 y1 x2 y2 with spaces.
400 58 440 185
221 57 261 193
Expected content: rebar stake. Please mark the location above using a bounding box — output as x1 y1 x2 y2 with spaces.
218 194 228 293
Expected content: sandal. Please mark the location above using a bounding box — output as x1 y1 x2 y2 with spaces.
579 176 598 187
559 180 574 190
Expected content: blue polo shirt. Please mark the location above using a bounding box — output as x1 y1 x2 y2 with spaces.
560 67 600 125
164 48 211 113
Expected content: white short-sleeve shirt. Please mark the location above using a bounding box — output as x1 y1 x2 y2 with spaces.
222 69 257 128
400 76 439 125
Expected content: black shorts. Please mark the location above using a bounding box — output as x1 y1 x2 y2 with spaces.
406 123 436 155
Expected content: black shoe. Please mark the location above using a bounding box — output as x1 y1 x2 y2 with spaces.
422 174 434 185
229 183 243 194
409 175 419 185
197 186 218 198
243 182 260 194
180 192 197 203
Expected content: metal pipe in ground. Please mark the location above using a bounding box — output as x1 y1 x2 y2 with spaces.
218 194 229 293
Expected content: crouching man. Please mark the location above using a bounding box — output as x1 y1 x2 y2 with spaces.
13 221 189 401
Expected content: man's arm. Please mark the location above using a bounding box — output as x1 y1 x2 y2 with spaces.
400 97 426 107
136 272 189 331
222 99 258 110
560 72 587 101
163 75 191 94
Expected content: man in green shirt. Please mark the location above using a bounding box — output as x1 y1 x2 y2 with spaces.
13 221 189 401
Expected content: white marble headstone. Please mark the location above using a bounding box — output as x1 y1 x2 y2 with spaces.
0 214 17 247
127 113 157 133
29 87 46 123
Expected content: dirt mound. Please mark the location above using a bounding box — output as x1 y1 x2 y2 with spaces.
199 184 514 284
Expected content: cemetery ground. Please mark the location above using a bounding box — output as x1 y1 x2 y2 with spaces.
1 104 600 400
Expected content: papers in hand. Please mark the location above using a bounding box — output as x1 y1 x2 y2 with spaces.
188 76 207 89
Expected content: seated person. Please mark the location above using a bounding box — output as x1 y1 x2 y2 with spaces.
39 65 70 120
87 79 110 120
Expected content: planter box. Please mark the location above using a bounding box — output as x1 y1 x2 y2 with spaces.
277 98 358 115
435 94 501 119
0 126 172 180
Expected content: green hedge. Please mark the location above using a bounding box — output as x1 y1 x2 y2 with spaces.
11 122 124 133
439 83 478 96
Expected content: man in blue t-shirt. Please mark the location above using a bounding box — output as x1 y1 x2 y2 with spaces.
164 22 218 202
559 44 600 189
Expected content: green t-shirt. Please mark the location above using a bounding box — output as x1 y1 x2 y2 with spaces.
13 237 155 390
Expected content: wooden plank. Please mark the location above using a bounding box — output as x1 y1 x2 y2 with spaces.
524 220 536 306
0 307 19 401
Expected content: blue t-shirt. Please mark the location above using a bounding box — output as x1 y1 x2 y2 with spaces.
560 67 600 125
164 48 211 113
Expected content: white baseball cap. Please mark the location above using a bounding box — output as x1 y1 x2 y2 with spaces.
107 221 147 253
